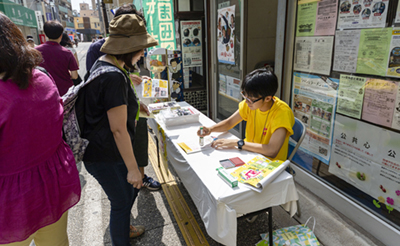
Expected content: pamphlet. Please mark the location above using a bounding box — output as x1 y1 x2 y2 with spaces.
147 101 180 113
230 155 289 192
177 136 214 154
134 79 169 98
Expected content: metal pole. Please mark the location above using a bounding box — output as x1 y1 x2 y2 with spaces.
101 1 109 34
97 0 105 36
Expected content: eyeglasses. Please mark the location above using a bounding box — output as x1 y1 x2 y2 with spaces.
240 91 263 104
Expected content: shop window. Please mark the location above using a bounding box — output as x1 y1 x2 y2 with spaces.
289 0 400 228
177 0 204 12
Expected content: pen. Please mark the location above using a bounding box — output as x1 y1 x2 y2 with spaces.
199 127 204 146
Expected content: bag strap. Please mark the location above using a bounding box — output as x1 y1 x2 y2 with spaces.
304 216 316 232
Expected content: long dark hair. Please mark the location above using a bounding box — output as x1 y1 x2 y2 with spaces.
115 50 142 70
0 13 42 89
60 33 73 48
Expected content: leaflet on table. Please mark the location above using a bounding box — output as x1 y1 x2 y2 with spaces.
230 156 289 193
396 0 400 23
356 28 392 77
361 79 398 128
337 0 389 29
296 0 337 37
336 74 366 119
217 5 235 65
292 72 339 164
134 79 168 98
147 101 180 113
333 30 361 73
392 85 400 130
386 28 400 78
329 114 400 212
177 135 214 154
293 36 334 75
180 20 202 68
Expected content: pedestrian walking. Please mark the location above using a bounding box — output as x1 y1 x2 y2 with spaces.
81 14 158 245
35 21 79 96
0 13 81 246
60 33 82 85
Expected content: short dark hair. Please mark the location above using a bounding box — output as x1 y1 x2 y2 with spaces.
0 13 42 89
114 4 146 25
170 58 178 64
240 67 278 99
44 21 64 39
115 50 142 70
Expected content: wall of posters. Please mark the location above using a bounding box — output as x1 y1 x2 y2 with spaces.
387 28 400 78
361 79 398 127
217 5 235 65
356 28 392 77
292 72 339 163
333 30 361 73
337 0 390 29
329 114 400 211
294 36 334 75
336 74 366 119
180 20 202 68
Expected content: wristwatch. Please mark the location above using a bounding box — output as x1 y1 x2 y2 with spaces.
237 139 245 150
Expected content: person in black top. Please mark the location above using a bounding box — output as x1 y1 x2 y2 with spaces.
82 14 158 245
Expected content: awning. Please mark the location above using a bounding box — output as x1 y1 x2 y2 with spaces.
0 0 37 28
77 29 100 35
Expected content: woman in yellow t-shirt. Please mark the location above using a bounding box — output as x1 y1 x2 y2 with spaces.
198 68 295 161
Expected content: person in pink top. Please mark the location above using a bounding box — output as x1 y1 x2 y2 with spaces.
0 13 81 246
35 20 79 96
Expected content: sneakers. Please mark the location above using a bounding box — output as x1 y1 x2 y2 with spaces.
129 225 145 238
142 174 161 191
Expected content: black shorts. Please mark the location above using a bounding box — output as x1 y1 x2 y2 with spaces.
133 117 148 167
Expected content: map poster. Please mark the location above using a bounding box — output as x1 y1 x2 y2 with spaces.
329 114 400 212
336 74 366 119
292 72 339 163
337 0 390 29
361 78 398 127
356 28 392 77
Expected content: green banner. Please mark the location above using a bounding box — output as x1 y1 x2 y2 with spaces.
0 0 37 28
142 0 176 51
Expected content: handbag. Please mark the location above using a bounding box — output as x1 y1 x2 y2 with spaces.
255 217 320 246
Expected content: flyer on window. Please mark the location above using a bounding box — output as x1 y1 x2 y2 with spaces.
337 0 389 29
392 85 400 130
296 1 317 37
395 0 400 23
180 20 202 68
293 36 334 75
218 74 241 101
329 114 400 212
217 5 235 65
386 28 400 78
356 28 392 77
292 72 339 164
333 30 361 73
336 74 366 119
361 79 398 128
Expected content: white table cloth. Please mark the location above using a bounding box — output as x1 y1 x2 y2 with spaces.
148 102 299 246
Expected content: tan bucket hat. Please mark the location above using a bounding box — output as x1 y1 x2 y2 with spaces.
100 14 158 54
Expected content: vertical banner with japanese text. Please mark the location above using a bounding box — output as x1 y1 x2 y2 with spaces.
143 0 176 51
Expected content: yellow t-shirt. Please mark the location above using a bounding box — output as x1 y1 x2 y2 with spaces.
238 97 295 161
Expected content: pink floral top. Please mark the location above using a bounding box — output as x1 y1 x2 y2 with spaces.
0 69 81 243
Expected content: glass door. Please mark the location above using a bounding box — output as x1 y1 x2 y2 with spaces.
212 0 243 135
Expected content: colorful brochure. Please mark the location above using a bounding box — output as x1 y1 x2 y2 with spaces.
134 78 169 98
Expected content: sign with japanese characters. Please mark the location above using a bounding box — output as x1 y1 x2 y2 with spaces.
329 114 400 212
292 72 339 164
217 5 235 65
143 0 176 51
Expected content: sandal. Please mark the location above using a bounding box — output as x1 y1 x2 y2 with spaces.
129 225 145 238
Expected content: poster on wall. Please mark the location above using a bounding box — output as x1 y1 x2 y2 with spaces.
392 85 400 130
219 74 241 101
361 79 398 128
293 36 334 75
296 0 337 37
333 30 361 73
396 0 400 23
329 114 400 212
356 28 392 77
386 28 400 78
292 72 339 164
337 0 389 29
336 75 366 119
180 20 202 68
217 5 235 65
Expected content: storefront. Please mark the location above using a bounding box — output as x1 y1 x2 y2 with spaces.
0 0 38 40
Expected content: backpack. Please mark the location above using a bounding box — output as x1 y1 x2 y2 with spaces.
62 63 127 163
